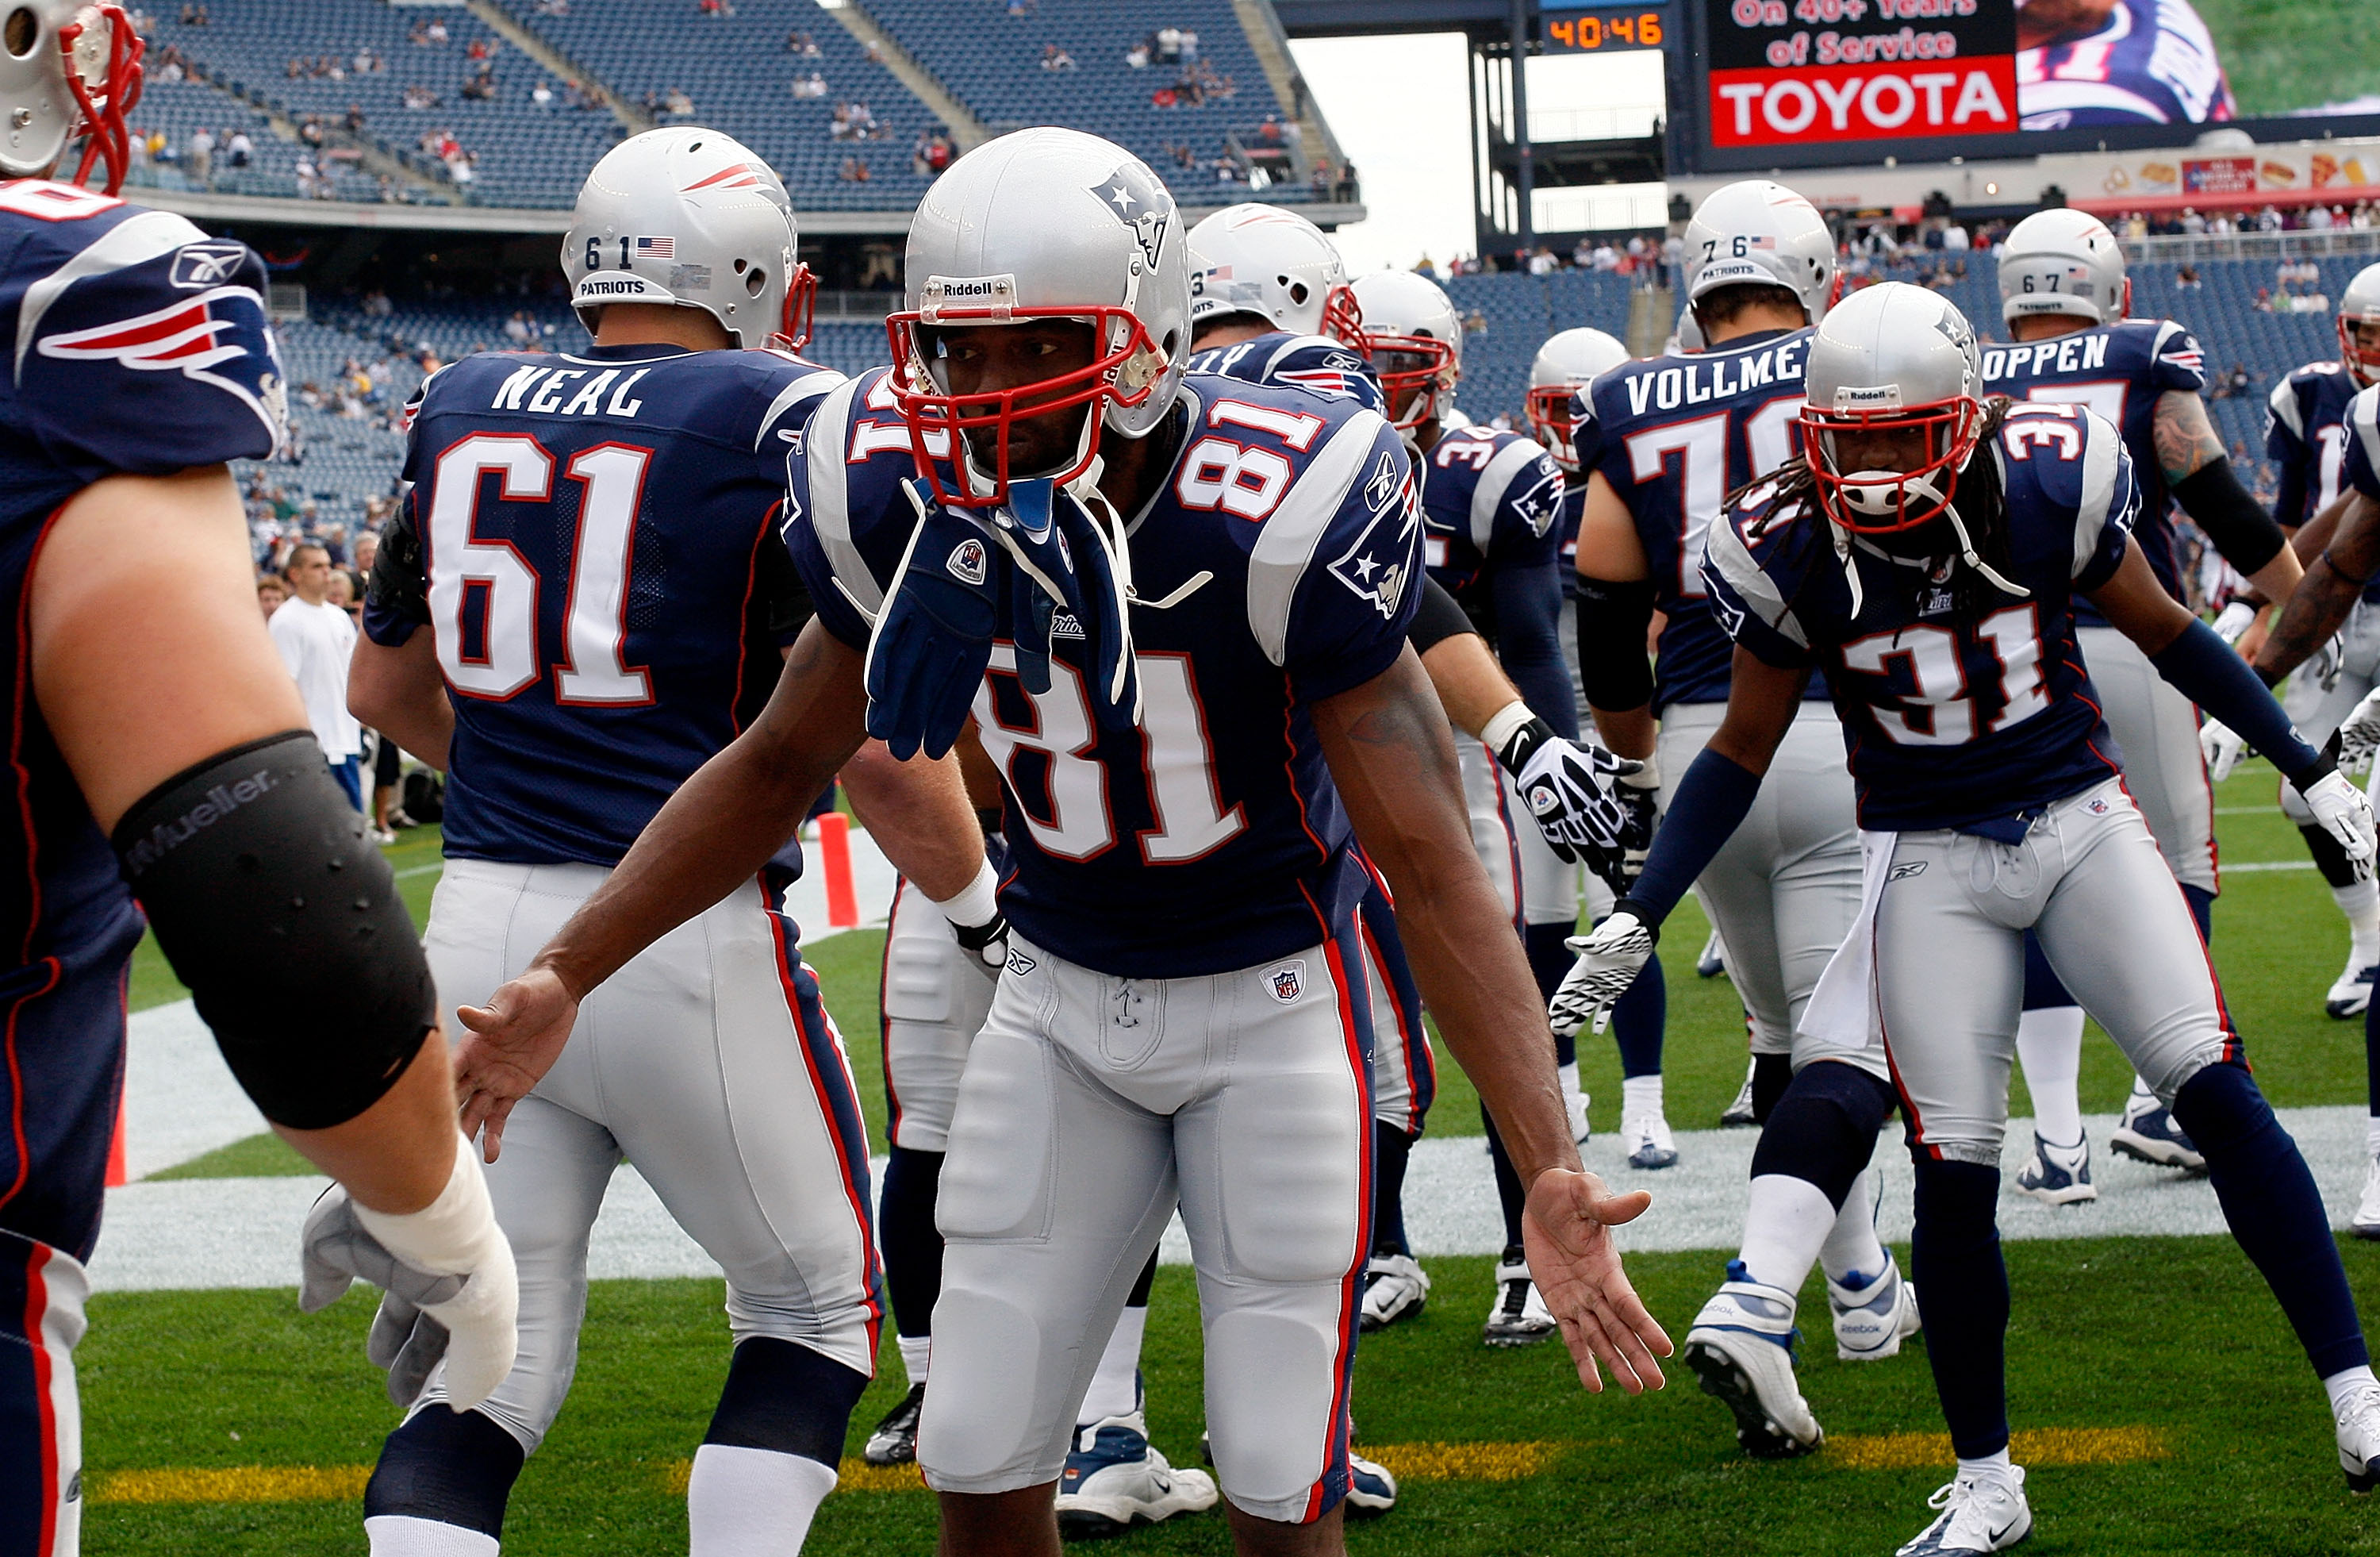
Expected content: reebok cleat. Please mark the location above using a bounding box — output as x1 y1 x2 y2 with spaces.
1483 1246 1557 1347
1682 1266 1823 1459
1622 1109 1679 1170
1828 1253 1921 1362
2337 1381 2380 1492
2109 1093 2205 1172
2328 962 2378 1021
1720 1055 1760 1128
1345 1451 1397 1517
862 1380 926 1466
2355 1156 2380 1241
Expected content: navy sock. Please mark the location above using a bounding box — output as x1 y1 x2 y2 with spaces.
2367 992 2380 1118
1750 1061 1896 1208
1909 1155 2010 1460
1611 951 1667 1079
1127 1248 1158 1307
877 1145 945 1341
2180 882 2214 946
366 1406 525 1536
1372 1121 1413 1257
2174 1062 2371 1378
1750 1052 1794 1125
1523 921 1574 1003
1483 1106 1527 1251
706 1337 871 1468
2020 928 2073 1011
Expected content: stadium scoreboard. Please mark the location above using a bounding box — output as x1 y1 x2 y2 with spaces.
1704 0 2017 148
1543 10 1668 52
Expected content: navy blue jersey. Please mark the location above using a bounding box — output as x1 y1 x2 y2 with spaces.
788 368 1421 978
0 183 281 996
2016 0 2233 130
2348 383 2380 506
1576 328 1814 711
1186 330 1383 413
367 343 843 867
1982 318 2202 621
1417 421 1570 732
1557 482 1585 598
2269 360 2375 604
1703 403 2142 834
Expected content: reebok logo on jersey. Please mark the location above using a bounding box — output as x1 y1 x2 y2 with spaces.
168 240 249 290
947 537 988 586
1889 861 1928 880
1266 961 1306 1003
1006 949 1038 976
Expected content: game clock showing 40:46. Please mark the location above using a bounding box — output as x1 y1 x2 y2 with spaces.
1545 10 1668 52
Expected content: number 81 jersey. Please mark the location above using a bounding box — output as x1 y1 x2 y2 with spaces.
1702 403 2143 835
786 368 1422 979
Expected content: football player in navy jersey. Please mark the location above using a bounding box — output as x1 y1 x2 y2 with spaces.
446 129 1668 1557
2014 0 2234 130
1562 181 1921 1465
1984 208 2300 1199
1566 282 2380 1555
0 9 519 1555
1353 266 1670 1351
345 129 992 1557
2238 263 2380 1028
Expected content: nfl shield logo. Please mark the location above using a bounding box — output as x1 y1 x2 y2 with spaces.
1269 962 1305 1003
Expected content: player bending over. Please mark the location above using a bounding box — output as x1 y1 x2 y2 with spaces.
0 9 513 1553
1561 283 2380 1555
447 129 1669 1557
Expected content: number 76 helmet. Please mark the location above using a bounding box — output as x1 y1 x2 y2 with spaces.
1684 180 1837 325
1186 202 1363 343
0 3 144 193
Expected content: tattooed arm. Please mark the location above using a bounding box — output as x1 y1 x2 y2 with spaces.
2155 389 2301 602
2257 490 2380 686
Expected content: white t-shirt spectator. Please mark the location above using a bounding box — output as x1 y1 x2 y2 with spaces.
270 596 363 759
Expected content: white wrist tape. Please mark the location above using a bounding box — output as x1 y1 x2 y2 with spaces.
1618 754 1661 790
1478 700 1535 755
928 857 1001 931
354 1132 505 1277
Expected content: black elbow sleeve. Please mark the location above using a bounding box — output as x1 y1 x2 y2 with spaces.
1576 576 1656 711
1407 574 1479 656
2172 458 2287 577
113 731 435 1130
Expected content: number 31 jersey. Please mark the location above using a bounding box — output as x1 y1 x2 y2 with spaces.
1703 404 2142 835
367 342 843 866
786 368 1421 979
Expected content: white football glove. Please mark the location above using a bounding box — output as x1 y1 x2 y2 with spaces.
2302 768 2378 882
1547 911 1656 1038
2316 635 2348 693
2339 687 2380 775
2209 599 2258 646
1513 735 1638 867
2201 717 2248 784
300 1136 519 1410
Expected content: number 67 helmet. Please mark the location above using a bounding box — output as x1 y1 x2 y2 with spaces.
563 126 816 351
1683 179 1837 326
1997 207 2129 327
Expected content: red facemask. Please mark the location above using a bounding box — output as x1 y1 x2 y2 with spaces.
57 5 143 195
770 262 819 352
2340 311 2380 390
1360 329 1453 432
1523 383 1584 472
1799 396 1983 534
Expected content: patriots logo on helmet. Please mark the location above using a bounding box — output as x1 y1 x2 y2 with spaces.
1090 163 1172 273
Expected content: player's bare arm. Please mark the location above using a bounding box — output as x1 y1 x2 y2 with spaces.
840 740 989 902
348 628 453 771
1418 629 1526 735
2155 388 2302 601
2259 489 2380 685
1312 647 1672 1394
1573 470 1657 759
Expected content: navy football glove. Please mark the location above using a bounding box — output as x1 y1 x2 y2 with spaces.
1054 488 1142 733
864 490 1000 761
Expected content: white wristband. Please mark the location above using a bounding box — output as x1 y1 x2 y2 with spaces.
1618 753 1661 790
1479 700 1535 755
353 1132 503 1277
928 857 1000 930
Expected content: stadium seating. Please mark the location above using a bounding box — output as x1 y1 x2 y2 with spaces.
852 0 1309 202
1445 268 1641 425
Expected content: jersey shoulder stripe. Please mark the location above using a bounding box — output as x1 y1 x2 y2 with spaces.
1704 496 1810 650
1469 433 1554 552
1246 399 1397 665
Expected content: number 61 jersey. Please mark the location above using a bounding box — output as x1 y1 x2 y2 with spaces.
1702 403 2143 836
785 368 1421 979
367 340 843 865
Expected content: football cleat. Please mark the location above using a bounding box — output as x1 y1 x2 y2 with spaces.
1054 1397 1219 1538
2355 1156 2380 1241
2109 1090 2205 1172
2013 1132 2097 1206
1697 929 1728 978
1622 1108 1679 1171
1827 1252 1921 1362
862 1380 927 1466
2337 1379 2380 1491
1720 1056 1760 1128
1360 1252 1432 1332
1896 1467 2031 1555
1483 1245 1557 1347
1682 1265 1823 1458
1345 1451 1398 1517
2328 961 2378 1021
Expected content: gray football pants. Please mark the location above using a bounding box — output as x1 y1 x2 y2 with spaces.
2074 625 2217 895
1872 778 2233 1166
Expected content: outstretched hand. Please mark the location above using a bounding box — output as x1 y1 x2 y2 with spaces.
1522 1166 1672 1394
452 967 580 1162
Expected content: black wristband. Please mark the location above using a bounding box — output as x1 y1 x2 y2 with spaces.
952 913 1009 955
1576 577 1656 711
2171 458 2286 576
1407 574 1480 656
1610 895 1664 939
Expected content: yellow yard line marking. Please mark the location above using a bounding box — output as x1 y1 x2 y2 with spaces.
1829 1425 2172 1471
91 1464 370 1503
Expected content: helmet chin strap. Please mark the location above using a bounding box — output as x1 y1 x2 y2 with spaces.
1829 470 2029 613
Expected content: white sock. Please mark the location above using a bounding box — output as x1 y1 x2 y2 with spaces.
2367 1118 2380 1159
1956 1447 2015 1482
366 1517 501 1557
2335 879 2380 964
1621 1073 1665 1120
1734 1174 1837 1295
1557 1059 1590 1140
1818 1166 1887 1286
2014 1006 2086 1148
2327 1364 2379 1415
896 1333 931 1389
1080 1305 1146 1424
688 1444 839 1557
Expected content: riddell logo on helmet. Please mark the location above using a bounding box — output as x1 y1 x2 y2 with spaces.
1834 384 1902 408
920 274 1017 323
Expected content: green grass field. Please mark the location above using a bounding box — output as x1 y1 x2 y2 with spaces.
2188 0 2380 119
83 763 2380 1553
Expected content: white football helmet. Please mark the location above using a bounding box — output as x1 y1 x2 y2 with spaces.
0 2 142 190
1801 283 1987 537
564 127 814 350
1186 203 1361 343
1669 306 1706 355
892 127 1192 505
1526 327 1629 471
1351 269 1461 432
1684 181 1837 326
2340 262 2380 388
1998 208 2129 328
